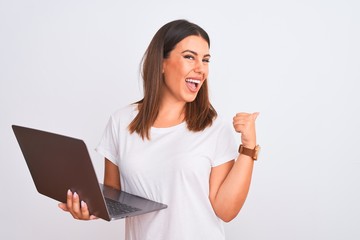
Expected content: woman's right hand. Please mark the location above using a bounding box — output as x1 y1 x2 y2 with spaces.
58 189 98 220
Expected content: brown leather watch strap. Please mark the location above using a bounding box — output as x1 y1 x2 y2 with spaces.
238 145 260 160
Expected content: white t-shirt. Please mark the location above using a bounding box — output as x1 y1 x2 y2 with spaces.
96 104 238 240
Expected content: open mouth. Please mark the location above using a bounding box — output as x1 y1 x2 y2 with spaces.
185 78 201 92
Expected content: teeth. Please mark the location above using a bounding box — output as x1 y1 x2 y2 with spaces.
186 79 201 84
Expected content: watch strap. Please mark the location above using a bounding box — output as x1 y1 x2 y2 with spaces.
238 145 259 160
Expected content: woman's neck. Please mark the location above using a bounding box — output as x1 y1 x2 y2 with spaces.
153 100 185 128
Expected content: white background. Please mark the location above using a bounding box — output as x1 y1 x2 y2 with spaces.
1 0 359 239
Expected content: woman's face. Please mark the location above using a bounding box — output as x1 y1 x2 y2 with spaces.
162 35 210 104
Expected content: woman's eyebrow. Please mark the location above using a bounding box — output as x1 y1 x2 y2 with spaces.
181 50 211 58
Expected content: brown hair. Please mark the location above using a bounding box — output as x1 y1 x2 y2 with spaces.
129 19 217 139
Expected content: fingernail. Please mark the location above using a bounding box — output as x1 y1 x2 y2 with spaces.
73 192 78 198
67 189 72 195
81 201 85 208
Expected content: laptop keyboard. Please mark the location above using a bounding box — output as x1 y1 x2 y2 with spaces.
105 197 141 215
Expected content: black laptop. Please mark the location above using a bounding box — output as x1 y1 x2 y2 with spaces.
12 125 167 221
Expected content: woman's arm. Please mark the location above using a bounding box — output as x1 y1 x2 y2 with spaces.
104 158 121 190
209 154 254 222
209 112 259 222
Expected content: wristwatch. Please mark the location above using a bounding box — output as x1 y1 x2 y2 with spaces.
238 145 261 160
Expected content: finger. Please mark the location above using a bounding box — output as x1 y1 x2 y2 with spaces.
233 125 245 133
252 112 260 120
233 117 248 124
66 189 73 208
234 114 251 122
80 201 90 219
90 215 99 220
66 190 78 219
235 112 250 117
233 119 248 125
234 113 259 124
66 189 75 216
58 202 69 212
72 192 81 217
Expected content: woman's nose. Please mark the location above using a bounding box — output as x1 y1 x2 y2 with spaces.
194 60 205 74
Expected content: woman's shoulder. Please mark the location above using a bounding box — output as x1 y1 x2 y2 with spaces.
112 103 138 115
110 103 139 123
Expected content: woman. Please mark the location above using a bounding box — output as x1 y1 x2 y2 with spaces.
59 19 260 240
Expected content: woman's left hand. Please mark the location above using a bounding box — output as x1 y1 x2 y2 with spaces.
233 112 259 148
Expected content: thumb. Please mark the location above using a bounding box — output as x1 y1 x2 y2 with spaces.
58 202 69 212
252 112 260 120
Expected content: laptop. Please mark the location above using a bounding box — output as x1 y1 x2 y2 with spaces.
12 125 167 221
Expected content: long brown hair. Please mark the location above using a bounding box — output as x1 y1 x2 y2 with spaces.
129 19 217 139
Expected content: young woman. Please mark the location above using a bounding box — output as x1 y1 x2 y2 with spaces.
59 19 260 240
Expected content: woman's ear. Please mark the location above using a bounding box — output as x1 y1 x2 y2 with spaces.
162 60 166 74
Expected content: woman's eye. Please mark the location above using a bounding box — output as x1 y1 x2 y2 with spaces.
203 58 210 63
184 55 195 60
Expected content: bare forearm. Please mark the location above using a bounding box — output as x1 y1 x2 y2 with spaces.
104 159 121 190
212 154 254 222
209 111 259 222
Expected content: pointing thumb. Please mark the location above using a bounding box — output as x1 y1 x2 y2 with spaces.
253 112 260 120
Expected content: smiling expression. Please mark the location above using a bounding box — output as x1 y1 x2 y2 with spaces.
162 35 210 105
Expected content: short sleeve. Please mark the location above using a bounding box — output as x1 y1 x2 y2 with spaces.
211 121 239 167
95 115 120 166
